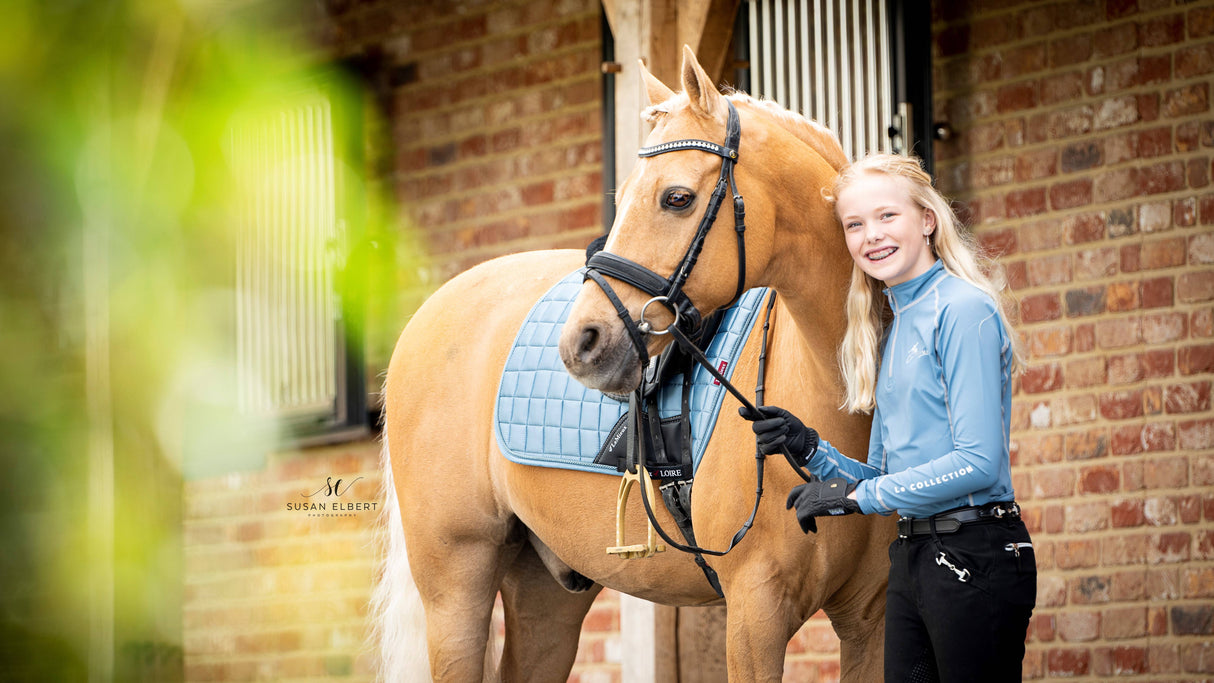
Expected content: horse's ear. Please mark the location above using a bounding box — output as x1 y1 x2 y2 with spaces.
639 59 675 106
681 44 722 117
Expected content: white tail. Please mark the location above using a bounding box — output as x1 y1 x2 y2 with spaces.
370 436 432 681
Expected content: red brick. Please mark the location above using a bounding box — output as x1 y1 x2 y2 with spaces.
1063 213 1105 245
1094 21 1138 57
1096 317 1142 349
1058 610 1101 641
1097 645 1148 675
997 81 1039 113
1179 418 1214 450
1098 168 1144 203
1139 200 1173 233
1033 467 1077 498
1141 237 1187 269
1019 219 1063 252
1029 325 1072 357
1176 196 1200 226
1146 456 1190 488
1047 648 1091 676
1111 422 1176 455
1041 72 1084 106
1195 308 1214 337
1162 83 1210 118
1021 293 1062 322
1180 344 1214 374
1193 5 1214 37
1113 498 1146 527
1028 254 1074 286
1142 311 1188 344
1120 244 1141 272
1032 106 1095 142
1094 96 1139 130
1006 187 1048 217
1066 357 1107 388
1137 92 1160 123
1100 389 1145 420
1104 533 1150 567
1057 539 1101 569
1076 323 1096 352
1024 363 1064 394
1141 277 1174 308
1050 178 1092 209
1106 281 1139 311
1079 465 1120 493
1140 13 1186 47
1179 272 1214 303
978 227 1017 255
1152 532 1192 564
1067 429 1109 461
1145 161 1189 195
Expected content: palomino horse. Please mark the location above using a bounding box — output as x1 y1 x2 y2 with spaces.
377 46 895 681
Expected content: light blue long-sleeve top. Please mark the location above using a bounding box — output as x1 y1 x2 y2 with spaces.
810 259 1017 518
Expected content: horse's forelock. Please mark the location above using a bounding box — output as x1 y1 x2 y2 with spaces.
641 91 686 123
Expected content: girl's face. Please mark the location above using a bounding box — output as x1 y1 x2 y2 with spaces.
835 172 937 287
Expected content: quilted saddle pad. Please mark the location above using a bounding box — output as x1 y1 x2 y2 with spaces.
494 269 769 475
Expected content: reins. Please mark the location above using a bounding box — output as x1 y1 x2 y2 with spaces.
584 99 818 572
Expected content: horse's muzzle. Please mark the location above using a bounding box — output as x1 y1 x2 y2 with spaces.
558 319 644 395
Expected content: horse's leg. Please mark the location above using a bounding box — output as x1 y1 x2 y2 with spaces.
720 573 802 682
824 543 889 683
497 535 601 683
408 521 522 682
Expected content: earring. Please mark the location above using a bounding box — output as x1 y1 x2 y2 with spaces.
924 233 931 248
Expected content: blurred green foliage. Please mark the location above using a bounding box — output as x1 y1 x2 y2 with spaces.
0 0 408 678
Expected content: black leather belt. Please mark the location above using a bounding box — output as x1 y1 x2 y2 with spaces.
897 502 1021 538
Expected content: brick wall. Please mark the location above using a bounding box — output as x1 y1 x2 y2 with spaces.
183 444 384 681
932 1 1214 679
319 0 605 284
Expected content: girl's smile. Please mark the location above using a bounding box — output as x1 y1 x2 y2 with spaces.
835 172 938 287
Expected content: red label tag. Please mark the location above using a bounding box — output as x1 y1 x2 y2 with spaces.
713 360 728 385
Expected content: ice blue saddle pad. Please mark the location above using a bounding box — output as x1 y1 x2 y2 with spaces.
494 269 769 475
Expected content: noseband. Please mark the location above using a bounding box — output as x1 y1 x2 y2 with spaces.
584 100 746 365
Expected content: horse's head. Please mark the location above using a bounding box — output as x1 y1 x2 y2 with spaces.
559 46 848 394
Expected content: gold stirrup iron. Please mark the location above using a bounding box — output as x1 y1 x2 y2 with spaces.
606 465 665 558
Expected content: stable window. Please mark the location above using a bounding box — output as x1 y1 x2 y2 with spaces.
741 0 935 170
226 78 367 446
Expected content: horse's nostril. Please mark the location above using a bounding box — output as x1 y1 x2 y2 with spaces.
577 326 600 361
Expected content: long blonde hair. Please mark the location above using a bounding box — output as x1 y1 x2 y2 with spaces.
829 154 1024 414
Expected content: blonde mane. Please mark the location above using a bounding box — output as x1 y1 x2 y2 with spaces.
730 93 849 171
642 92 848 173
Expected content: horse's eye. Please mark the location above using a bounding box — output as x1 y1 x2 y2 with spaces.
663 188 695 210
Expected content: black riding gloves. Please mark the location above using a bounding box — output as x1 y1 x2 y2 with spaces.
739 405 819 467
785 478 862 534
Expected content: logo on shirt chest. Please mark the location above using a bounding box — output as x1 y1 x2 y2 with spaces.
906 341 930 365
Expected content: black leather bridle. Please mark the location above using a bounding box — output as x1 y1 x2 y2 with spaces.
583 99 747 365
580 99 819 574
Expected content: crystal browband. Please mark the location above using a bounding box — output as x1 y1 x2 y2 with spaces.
638 138 737 159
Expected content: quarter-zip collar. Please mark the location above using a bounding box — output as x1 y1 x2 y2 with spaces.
885 259 945 312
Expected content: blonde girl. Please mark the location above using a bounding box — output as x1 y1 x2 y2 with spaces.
745 154 1036 682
